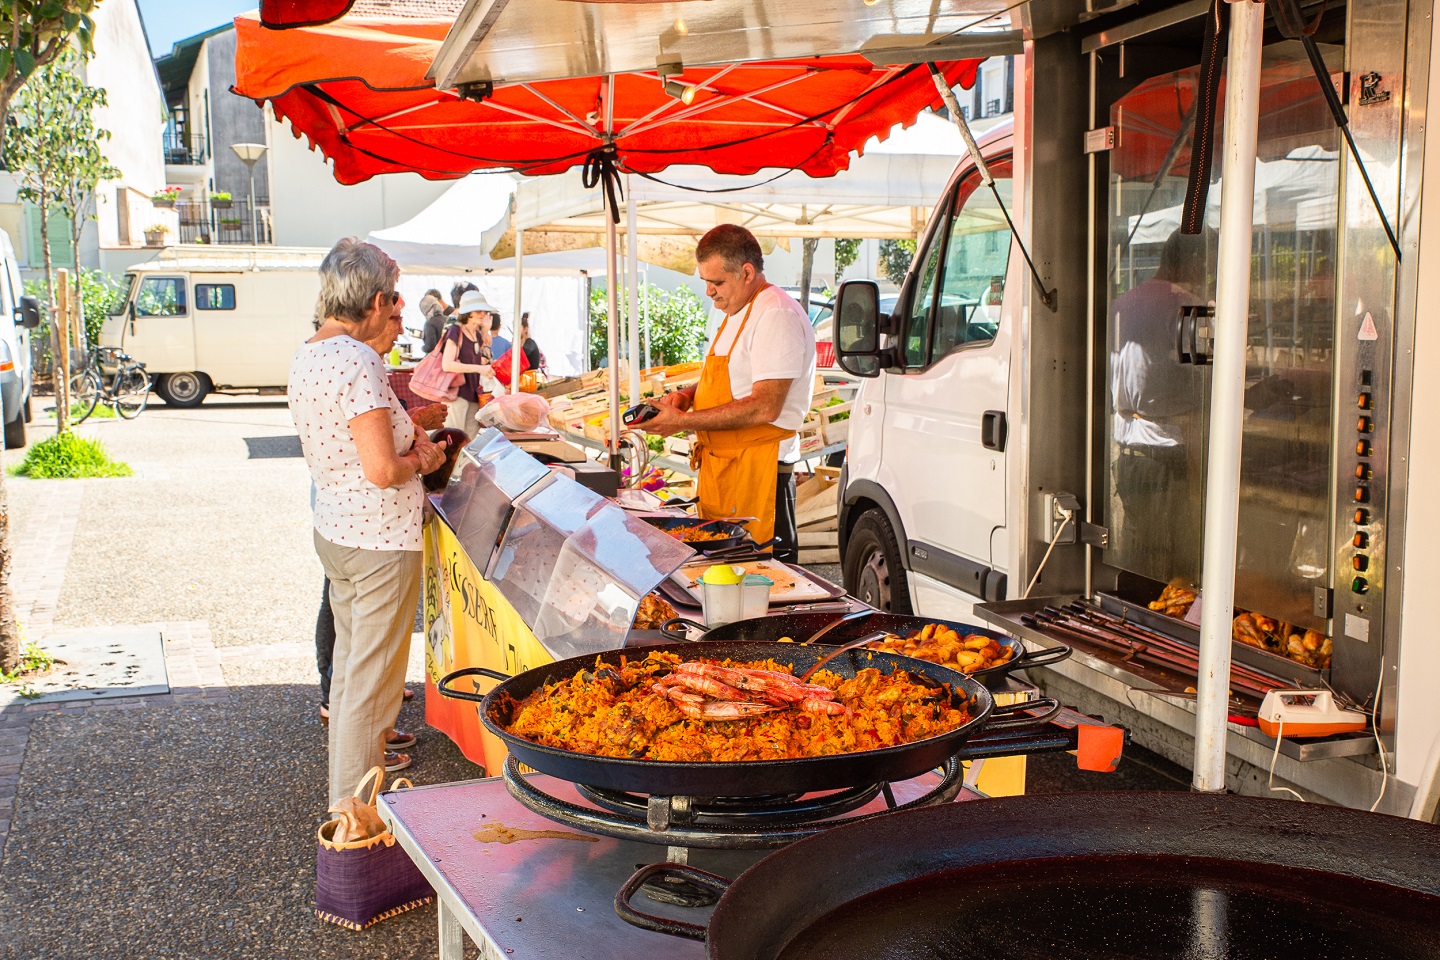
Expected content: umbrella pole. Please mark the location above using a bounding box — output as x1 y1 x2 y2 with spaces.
512 229 524 395
1193 0 1264 794
626 175 641 406
606 208 622 470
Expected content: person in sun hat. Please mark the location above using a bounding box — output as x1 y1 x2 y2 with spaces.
440 288 497 431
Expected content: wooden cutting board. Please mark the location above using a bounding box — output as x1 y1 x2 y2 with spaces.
668 559 834 605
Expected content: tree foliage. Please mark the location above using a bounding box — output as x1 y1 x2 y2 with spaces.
589 283 709 371
833 238 862 278
25 268 122 345
0 1 99 159
878 239 918 284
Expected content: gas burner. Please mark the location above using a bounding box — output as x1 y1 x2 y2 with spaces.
502 754 964 851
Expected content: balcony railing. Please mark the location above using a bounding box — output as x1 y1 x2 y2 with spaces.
155 198 272 245
163 130 209 166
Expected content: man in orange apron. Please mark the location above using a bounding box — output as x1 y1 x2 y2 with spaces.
640 225 817 561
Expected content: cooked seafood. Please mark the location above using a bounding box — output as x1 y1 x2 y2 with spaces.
674 526 732 544
864 623 1014 674
501 652 970 761
632 593 677 630
1149 581 1198 618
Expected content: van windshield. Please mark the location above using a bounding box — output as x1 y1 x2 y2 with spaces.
108 275 135 314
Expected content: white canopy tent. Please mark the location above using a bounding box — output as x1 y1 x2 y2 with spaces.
509 114 969 242
366 174 602 376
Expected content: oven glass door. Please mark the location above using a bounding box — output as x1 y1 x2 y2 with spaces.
1103 42 1339 631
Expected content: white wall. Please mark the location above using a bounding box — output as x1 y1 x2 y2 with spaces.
266 109 454 249
85 0 166 250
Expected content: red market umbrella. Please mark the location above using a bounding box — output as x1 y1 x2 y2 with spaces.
233 11 980 186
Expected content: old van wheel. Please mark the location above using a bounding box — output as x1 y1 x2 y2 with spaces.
156 372 208 408
843 510 912 614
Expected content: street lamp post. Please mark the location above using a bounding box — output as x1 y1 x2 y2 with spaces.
230 143 268 243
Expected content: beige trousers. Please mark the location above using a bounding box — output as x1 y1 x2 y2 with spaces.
313 530 421 806
445 397 480 432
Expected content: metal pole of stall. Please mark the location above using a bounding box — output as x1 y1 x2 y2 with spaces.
512 229 524 394
1193 0 1265 794
626 174 641 404
606 209 622 470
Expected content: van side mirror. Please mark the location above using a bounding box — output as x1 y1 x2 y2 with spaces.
834 280 884 378
15 295 40 329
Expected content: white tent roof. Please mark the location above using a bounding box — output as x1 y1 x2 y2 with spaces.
512 114 975 240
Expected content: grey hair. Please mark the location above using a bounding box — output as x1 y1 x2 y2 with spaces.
319 237 399 323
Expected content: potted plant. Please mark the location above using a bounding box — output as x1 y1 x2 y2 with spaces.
144 225 167 247
219 217 243 234
151 186 181 209
209 191 233 210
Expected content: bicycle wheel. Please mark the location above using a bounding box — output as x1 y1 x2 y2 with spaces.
68 370 101 424
113 366 150 420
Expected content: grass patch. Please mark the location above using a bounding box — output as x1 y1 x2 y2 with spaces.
71 401 115 420
10 431 133 479
1 639 53 698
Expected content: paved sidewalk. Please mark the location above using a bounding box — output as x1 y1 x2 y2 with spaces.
0 401 486 960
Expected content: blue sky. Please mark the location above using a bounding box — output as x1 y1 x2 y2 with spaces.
137 0 256 57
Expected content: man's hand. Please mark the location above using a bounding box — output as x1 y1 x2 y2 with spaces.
655 387 694 412
411 433 447 474
411 402 448 431
638 403 688 437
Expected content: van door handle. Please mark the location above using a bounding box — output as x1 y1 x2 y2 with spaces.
981 410 1007 452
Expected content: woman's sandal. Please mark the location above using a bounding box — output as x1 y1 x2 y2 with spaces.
319 703 329 724
384 751 411 773
387 728 416 750
403 686 415 702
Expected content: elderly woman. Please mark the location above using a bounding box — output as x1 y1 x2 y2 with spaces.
440 288 496 431
289 238 445 804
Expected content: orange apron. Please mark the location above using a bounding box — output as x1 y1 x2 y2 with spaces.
691 288 795 544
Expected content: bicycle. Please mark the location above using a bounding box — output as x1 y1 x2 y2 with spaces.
68 345 150 422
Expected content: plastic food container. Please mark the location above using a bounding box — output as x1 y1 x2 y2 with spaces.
700 564 745 626
740 574 773 619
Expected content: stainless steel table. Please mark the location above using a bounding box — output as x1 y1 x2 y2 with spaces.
378 771 966 960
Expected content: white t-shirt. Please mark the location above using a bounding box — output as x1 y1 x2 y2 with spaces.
705 285 817 463
288 335 424 551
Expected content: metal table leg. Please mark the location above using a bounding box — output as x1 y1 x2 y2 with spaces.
438 896 467 960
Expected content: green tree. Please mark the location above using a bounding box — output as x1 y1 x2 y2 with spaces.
0 3 103 677
8 48 120 435
0 1 99 160
833 238 861 278
590 283 708 374
878 238 918 283
25 268 122 348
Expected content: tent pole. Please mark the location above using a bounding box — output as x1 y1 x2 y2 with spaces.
626 174 641 404
1192 0 1264 795
642 264 652 370
512 229 524 394
606 208 622 470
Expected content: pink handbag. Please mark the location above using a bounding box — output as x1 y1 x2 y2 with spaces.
408 336 462 403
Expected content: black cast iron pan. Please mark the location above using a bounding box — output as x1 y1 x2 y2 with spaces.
639 516 753 553
617 792 1440 959
437 640 1058 798
660 610 1071 689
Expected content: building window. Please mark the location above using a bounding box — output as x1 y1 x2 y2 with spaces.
985 99 1002 118
196 283 236 310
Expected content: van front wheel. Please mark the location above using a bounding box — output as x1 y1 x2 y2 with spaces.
156 372 209 408
843 509 912 614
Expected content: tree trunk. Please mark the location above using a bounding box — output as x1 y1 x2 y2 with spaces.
56 269 70 437
798 238 819 313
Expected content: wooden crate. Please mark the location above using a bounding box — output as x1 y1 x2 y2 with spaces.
795 465 840 530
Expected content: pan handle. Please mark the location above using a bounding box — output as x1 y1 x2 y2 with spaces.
436 666 511 703
660 617 707 641
982 697 1062 733
614 863 730 941
1012 643 1072 671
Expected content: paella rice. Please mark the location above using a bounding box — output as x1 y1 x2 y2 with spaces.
500 651 970 761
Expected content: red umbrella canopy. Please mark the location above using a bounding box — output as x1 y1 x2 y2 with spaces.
233 12 980 187
258 0 357 28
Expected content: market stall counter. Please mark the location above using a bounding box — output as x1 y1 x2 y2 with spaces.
421 429 869 775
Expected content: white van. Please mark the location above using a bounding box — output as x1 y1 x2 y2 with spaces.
100 246 324 407
0 228 40 449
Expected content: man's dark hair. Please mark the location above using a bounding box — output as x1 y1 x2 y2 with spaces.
424 288 443 300
490 313 502 332
696 224 763 274
450 281 478 309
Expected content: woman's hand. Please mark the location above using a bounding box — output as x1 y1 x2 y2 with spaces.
411 432 447 474
411 403 448 432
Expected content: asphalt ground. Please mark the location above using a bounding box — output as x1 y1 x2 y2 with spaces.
0 395 1186 960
